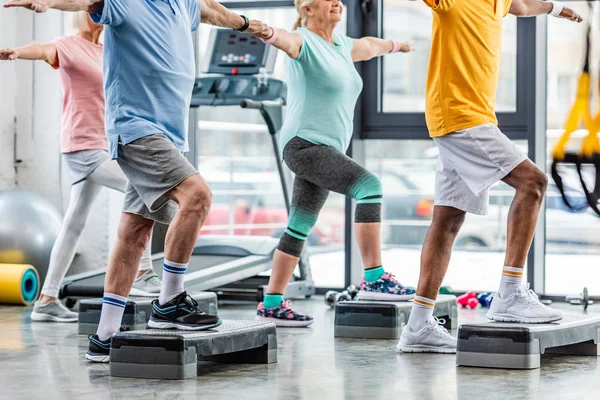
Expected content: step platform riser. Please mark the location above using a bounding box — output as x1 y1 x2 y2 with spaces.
457 314 600 369
109 320 277 379
334 295 458 339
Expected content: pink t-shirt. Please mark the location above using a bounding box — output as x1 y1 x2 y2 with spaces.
52 35 107 153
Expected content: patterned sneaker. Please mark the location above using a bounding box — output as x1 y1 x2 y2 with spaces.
148 291 222 330
256 300 314 327
397 317 456 354
357 272 416 301
86 334 111 363
487 285 563 323
129 269 162 297
31 300 78 323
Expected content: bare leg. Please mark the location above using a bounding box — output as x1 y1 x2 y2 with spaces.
355 222 382 268
163 174 212 263
87 159 153 279
266 250 299 294
501 160 548 268
104 213 155 297
416 206 466 300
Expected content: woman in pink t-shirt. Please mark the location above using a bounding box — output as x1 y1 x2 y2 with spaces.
0 12 161 322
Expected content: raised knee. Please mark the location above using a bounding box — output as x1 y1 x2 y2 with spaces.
520 170 547 202
181 181 212 215
353 173 383 202
434 212 465 235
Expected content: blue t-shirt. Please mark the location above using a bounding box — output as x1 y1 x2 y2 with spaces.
280 28 363 156
90 0 200 159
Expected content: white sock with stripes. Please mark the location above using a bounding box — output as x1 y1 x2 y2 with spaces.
406 295 435 332
159 259 188 305
498 266 523 298
96 293 127 341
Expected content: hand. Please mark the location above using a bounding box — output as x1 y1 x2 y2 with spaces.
0 48 19 61
559 7 583 23
4 0 51 12
245 20 272 40
399 41 415 53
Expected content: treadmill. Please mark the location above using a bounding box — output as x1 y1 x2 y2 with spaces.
60 29 315 303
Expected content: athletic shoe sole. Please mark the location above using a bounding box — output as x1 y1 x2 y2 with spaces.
128 287 160 297
255 315 314 327
486 312 563 324
356 291 415 301
30 311 78 323
147 318 222 330
396 343 456 354
85 352 110 363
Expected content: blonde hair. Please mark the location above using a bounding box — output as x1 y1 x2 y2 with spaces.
292 0 315 30
71 11 91 33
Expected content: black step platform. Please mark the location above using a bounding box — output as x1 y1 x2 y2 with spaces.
456 314 600 369
78 292 218 335
110 320 277 379
334 295 457 339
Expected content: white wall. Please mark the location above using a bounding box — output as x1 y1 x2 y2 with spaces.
0 9 18 189
2 10 111 275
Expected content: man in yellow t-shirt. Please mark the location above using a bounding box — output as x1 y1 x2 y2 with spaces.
398 0 582 354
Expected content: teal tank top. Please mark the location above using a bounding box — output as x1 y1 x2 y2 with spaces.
280 28 363 157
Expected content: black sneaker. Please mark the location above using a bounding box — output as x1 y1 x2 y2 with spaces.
148 291 222 330
86 334 110 363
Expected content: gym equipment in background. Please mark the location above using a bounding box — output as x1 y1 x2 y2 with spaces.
324 285 360 308
439 286 454 295
477 292 494 308
457 292 479 309
0 264 39 305
457 315 600 369
551 4 600 214
0 190 62 284
59 29 314 303
566 286 593 311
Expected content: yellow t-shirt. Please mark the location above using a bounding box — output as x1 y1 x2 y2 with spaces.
423 0 512 137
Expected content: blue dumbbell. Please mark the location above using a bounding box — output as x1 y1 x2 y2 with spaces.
477 292 494 308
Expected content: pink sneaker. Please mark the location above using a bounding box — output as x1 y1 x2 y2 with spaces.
255 300 314 327
357 272 416 301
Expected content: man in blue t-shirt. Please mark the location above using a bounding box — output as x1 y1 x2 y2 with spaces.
6 0 271 362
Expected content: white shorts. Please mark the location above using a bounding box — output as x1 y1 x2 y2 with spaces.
433 124 528 215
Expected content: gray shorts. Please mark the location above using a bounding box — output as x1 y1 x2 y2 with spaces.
433 124 528 215
63 149 110 185
116 134 198 225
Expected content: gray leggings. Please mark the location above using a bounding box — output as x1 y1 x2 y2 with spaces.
278 137 382 257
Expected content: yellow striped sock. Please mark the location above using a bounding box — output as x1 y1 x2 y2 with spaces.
413 295 435 308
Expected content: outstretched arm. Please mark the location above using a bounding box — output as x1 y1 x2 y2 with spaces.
0 43 58 66
509 0 582 21
351 37 414 62
4 0 102 12
200 0 270 39
259 28 303 59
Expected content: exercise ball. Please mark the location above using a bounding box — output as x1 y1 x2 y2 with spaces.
0 190 62 284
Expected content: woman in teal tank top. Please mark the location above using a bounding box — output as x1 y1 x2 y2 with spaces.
255 0 415 326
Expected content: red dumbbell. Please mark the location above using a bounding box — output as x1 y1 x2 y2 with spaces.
457 291 478 309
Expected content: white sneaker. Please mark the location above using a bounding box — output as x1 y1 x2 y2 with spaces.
129 269 161 297
487 284 563 323
397 317 457 354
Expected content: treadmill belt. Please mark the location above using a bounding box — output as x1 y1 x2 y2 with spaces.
63 255 244 298
155 255 242 278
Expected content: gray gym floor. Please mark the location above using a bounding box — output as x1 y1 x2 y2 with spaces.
0 299 598 400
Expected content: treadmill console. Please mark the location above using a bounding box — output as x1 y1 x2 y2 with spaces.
201 29 277 75
192 28 285 107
